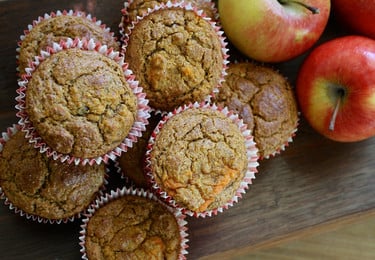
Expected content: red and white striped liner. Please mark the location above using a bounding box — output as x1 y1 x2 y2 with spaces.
79 186 189 260
121 0 229 114
0 124 109 224
16 9 118 74
144 102 259 218
15 37 151 166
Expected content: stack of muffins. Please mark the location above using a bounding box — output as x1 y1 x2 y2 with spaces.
0 0 300 259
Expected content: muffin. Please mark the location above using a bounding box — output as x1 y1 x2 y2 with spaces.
145 102 259 217
17 10 120 75
120 0 218 33
16 38 150 165
117 112 162 188
80 187 189 260
0 125 106 223
213 62 299 159
123 2 228 112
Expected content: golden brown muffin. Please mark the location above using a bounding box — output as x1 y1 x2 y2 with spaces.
213 62 299 158
149 107 248 213
25 48 138 159
124 5 225 112
0 130 106 221
84 194 182 260
18 12 120 75
121 0 217 31
118 112 162 188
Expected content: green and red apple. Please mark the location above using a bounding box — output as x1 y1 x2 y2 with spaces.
331 0 375 39
218 0 331 63
296 35 375 142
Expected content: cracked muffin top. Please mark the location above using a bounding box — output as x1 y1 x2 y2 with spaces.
0 130 106 220
18 13 120 75
84 194 182 260
124 6 225 112
25 48 138 159
121 0 217 31
213 62 299 158
149 107 248 213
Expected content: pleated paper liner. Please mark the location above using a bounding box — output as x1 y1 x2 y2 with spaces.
121 0 229 114
0 124 109 224
145 102 259 218
15 37 151 166
79 187 189 260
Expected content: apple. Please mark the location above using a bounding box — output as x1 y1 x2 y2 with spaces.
218 0 331 63
296 35 375 142
331 0 375 39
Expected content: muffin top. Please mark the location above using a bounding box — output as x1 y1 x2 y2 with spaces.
25 48 138 159
124 6 224 112
214 62 299 158
118 112 162 188
0 130 106 220
18 14 120 74
85 195 181 260
149 107 248 213
122 0 217 30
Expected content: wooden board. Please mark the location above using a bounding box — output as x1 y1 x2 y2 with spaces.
1 1 375 259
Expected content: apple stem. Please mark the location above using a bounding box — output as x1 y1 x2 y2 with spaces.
329 92 343 131
279 0 320 14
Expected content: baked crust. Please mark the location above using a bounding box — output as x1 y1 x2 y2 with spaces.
0 131 105 220
25 48 137 158
125 7 224 112
150 107 248 212
214 62 299 158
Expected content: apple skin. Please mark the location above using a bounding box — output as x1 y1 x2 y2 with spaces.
332 0 375 39
296 35 375 142
218 0 331 63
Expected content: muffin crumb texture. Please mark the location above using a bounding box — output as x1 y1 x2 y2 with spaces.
214 62 298 158
25 48 137 158
150 108 248 212
125 7 224 111
0 131 105 220
85 195 181 260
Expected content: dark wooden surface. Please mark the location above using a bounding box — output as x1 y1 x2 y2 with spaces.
1 1 375 259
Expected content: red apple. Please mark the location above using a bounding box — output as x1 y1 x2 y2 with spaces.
218 0 331 63
332 0 375 39
296 35 375 142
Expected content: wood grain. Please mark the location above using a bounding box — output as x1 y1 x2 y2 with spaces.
1 1 375 259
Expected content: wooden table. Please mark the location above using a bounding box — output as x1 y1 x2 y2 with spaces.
1 1 375 259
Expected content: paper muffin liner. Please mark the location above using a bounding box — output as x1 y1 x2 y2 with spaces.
79 186 189 260
144 102 259 218
119 0 219 40
121 0 229 114
15 37 151 166
0 124 110 224
16 9 119 75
